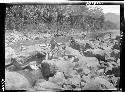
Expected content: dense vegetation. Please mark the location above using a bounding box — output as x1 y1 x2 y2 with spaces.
5 4 118 35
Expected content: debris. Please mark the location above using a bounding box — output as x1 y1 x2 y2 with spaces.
5 30 120 90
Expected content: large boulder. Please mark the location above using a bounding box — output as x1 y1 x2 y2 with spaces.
12 46 46 67
5 47 15 66
42 59 74 77
65 46 81 56
65 46 87 63
40 62 57 79
86 57 100 67
94 77 116 89
85 48 104 56
83 80 102 90
5 71 34 90
49 72 66 86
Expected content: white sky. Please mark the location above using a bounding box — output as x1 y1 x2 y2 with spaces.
87 5 120 15
2 0 121 15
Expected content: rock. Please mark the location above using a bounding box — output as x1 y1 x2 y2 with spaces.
83 68 90 75
5 47 15 58
81 82 85 86
34 81 63 90
65 46 81 57
86 57 99 67
30 69 43 79
82 75 91 83
117 58 120 66
54 72 65 79
64 46 88 67
5 71 32 90
5 43 8 47
68 75 81 86
87 48 104 56
5 47 15 65
97 69 104 75
29 61 39 70
83 80 102 90
40 62 57 79
113 49 120 54
13 49 45 66
74 87 81 90
42 59 74 76
94 77 115 89
49 72 66 86
63 84 72 90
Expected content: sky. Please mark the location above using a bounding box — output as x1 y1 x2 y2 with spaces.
87 5 120 15
2 0 121 15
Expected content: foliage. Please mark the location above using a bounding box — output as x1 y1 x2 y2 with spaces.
5 4 105 34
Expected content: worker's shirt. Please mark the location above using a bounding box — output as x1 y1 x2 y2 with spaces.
50 39 58 51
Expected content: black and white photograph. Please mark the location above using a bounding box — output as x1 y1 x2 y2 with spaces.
5 2 122 91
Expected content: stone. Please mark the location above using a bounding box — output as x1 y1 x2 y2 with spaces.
83 80 102 90
42 59 74 76
5 47 15 66
5 71 32 90
94 77 115 89
34 81 62 90
82 75 91 83
86 57 99 67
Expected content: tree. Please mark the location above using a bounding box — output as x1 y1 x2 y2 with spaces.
5 5 105 34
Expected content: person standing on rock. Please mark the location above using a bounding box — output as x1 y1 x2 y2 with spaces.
49 37 58 52
82 32 87 40
48 36 59 59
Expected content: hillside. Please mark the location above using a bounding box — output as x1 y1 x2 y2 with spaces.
104 13 120 29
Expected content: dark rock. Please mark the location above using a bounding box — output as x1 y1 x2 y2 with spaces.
105 66 120 77
110 51 120 61
40 62 56 80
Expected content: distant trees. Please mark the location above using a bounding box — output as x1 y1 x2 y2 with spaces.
5 4 106 34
